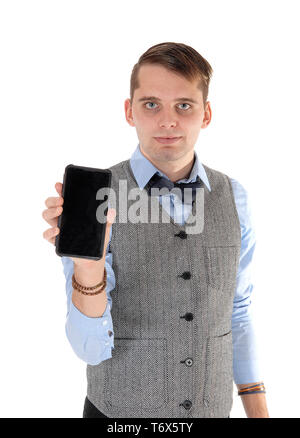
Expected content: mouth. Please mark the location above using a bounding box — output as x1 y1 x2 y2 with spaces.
154 136 182 144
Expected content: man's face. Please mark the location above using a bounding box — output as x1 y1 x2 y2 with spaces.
124 64 211 165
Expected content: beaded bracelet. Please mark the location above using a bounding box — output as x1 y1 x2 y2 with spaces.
72 267 107 296
238 382 266 396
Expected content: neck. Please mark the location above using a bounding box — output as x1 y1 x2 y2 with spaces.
141 149 196 183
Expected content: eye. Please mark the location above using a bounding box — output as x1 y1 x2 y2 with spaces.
178 103 191 110
144 102 158 109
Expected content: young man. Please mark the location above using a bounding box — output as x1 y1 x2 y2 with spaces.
42 42 269 418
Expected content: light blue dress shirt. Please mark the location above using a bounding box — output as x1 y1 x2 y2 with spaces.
61 143 262 384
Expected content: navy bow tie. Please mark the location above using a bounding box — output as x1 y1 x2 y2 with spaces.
145 173 202 203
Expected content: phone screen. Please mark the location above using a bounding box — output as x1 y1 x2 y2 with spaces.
55 164 112 260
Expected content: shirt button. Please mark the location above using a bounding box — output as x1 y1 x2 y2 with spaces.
108 330 113 337
105 341 109 346
103 320 108 326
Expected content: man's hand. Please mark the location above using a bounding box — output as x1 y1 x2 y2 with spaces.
42 181 116 269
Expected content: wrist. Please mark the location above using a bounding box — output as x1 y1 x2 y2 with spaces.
73 262 105 287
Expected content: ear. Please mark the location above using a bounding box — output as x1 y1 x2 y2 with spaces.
201 101 212 129
124 98 135 127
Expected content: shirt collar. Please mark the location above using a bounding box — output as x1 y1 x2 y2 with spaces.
129 143 211 192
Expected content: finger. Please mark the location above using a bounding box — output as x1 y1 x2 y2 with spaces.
105 209 116 241
45 195 64 208
42 206 63 226
43 216 57 228
106 208 116 225
43 226 60 243
48 236 56 245
103 208 116 250
55 182 63 196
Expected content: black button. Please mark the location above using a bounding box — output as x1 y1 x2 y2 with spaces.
175 230 187 239
108 330 113 337
180 271 191 280
185 312 193 321
185 358 193 367
180 312 194 321
181 400 192 410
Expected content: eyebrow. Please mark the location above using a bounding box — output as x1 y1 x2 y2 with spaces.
138 96 199 104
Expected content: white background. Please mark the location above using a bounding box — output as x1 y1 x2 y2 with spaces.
0 0 299 418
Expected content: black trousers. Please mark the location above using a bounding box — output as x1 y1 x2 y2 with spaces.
83 396 230 418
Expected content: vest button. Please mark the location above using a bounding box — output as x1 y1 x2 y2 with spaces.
182 400 192 410
185 358 193 367
185 312 194 321
108 330 113 337
180 271 191 280
176 230 187 239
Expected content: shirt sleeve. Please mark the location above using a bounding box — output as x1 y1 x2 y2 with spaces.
61 225 115 366
230 178 263 384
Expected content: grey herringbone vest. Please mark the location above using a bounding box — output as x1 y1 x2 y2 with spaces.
86 158 241 418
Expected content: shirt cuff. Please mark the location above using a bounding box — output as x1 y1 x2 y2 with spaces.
68 300 114 348
67 300 115 361
69 298 110 328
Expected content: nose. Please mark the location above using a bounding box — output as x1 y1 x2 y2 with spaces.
158 109 178 129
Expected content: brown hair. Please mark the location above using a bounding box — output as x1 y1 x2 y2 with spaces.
130 42 213 106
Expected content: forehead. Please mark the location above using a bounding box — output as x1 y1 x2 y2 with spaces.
136 64 202 100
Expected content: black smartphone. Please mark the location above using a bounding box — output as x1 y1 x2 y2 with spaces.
55 164 112 260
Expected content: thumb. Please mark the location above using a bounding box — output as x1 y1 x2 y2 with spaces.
106 208 116 225
102 208 116 256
